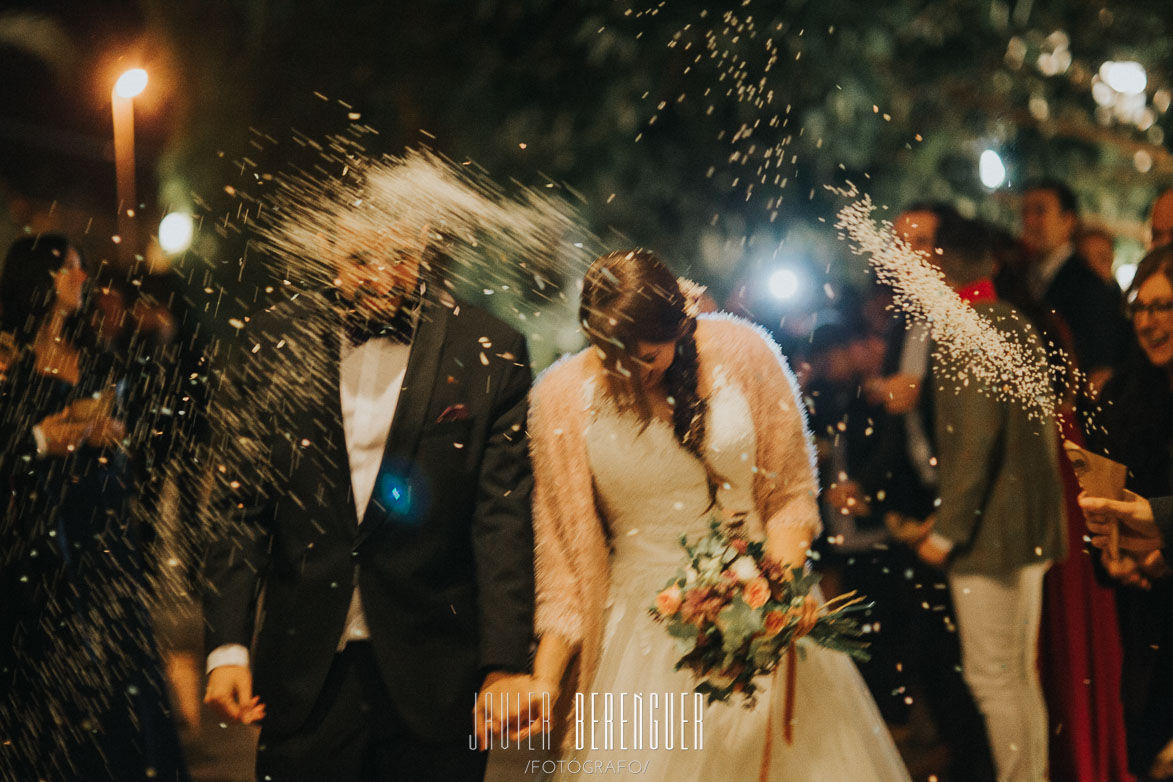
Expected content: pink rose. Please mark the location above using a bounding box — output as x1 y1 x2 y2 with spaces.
744 577 771 609
763 609 788 637
656 585 684 616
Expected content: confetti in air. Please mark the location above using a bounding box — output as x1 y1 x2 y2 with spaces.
833 186 1076 423
0 133 596 778
637 4 806 221
250 145 590 299
195 140 600 595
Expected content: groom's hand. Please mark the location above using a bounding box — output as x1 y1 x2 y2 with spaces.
509 677 560 743
473 672 552 749
205 665 266 724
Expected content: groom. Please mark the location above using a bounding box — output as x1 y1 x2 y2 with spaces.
201 227 537 781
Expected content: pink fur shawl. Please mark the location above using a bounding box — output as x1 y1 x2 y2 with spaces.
528 313 821 721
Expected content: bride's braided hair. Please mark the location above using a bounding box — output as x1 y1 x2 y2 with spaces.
579 249 708 463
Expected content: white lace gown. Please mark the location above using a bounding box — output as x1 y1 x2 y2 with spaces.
487 373 910 782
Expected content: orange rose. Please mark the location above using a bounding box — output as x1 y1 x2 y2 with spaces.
681 590 706 623
656 585 684 616
744 577 771 609
763 609 788 637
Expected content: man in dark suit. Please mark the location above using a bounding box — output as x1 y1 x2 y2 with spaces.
1017 178 1129 391
200 227 538 781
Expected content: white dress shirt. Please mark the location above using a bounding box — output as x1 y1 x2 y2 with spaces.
898 320 938 490
896 321 955 555
207 333 410 673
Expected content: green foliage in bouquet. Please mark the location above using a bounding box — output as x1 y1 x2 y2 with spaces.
649 519 870 706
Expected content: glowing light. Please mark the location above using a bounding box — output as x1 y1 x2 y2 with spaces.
768 268 801 301
1092 80 1115 107
158 213 194 255
1100 61 1147 96
1116 263 1137 291
979 149 1006 189
114 68 148 99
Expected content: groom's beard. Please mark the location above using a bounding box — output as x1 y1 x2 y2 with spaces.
331 280 423 345
333 276 419 314
348 282 415 316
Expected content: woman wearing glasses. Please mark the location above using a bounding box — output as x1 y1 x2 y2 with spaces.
1088 244 1173 780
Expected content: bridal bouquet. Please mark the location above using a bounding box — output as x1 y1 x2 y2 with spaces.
649 520 870 706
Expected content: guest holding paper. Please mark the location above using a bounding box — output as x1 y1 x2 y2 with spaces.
1080 244 1173 780
1082 492 1171 585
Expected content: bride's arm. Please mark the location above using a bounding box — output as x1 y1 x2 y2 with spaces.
709 318 821 569
532 634 575 695
527 362 597 692
531 441 586 685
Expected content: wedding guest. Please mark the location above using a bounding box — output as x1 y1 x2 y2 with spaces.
1082 244 1173 780
0 235 189 781
905 217 1066 782
1149 187 1173 250
807 321 884 600
854 203 996 782
1000 181 1134 782
1077 227 1117 287
1015 178 1129 392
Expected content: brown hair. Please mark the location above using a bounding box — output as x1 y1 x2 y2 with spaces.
579 249 708 461
1128 244 1173 300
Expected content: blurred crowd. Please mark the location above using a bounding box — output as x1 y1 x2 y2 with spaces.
776 183 1173 782
0 235 253 782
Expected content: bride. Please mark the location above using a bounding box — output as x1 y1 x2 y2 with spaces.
519 249 910 781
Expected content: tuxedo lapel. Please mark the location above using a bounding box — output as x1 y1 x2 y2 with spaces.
358 286 451 536
310 304 359 534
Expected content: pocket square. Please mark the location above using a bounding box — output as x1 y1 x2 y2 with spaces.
436 403 470 423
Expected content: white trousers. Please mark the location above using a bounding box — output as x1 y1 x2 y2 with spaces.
949 561 1051 782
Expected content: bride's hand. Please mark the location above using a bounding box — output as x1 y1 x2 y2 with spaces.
510 678 561 742
764 526 811 573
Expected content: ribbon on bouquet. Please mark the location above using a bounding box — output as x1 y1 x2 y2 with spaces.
758 643 799 782
784 644 797 744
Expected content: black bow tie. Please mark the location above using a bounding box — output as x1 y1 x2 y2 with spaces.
343 306 416 346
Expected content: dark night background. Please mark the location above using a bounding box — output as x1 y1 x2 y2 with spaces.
0 0 1171 358
1 6 1170 780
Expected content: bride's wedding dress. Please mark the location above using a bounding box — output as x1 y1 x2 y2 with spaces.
548 370 911 781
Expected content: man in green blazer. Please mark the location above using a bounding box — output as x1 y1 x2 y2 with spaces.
905 215 1067 782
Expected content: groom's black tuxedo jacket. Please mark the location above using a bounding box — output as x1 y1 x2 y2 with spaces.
201 283 535 741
